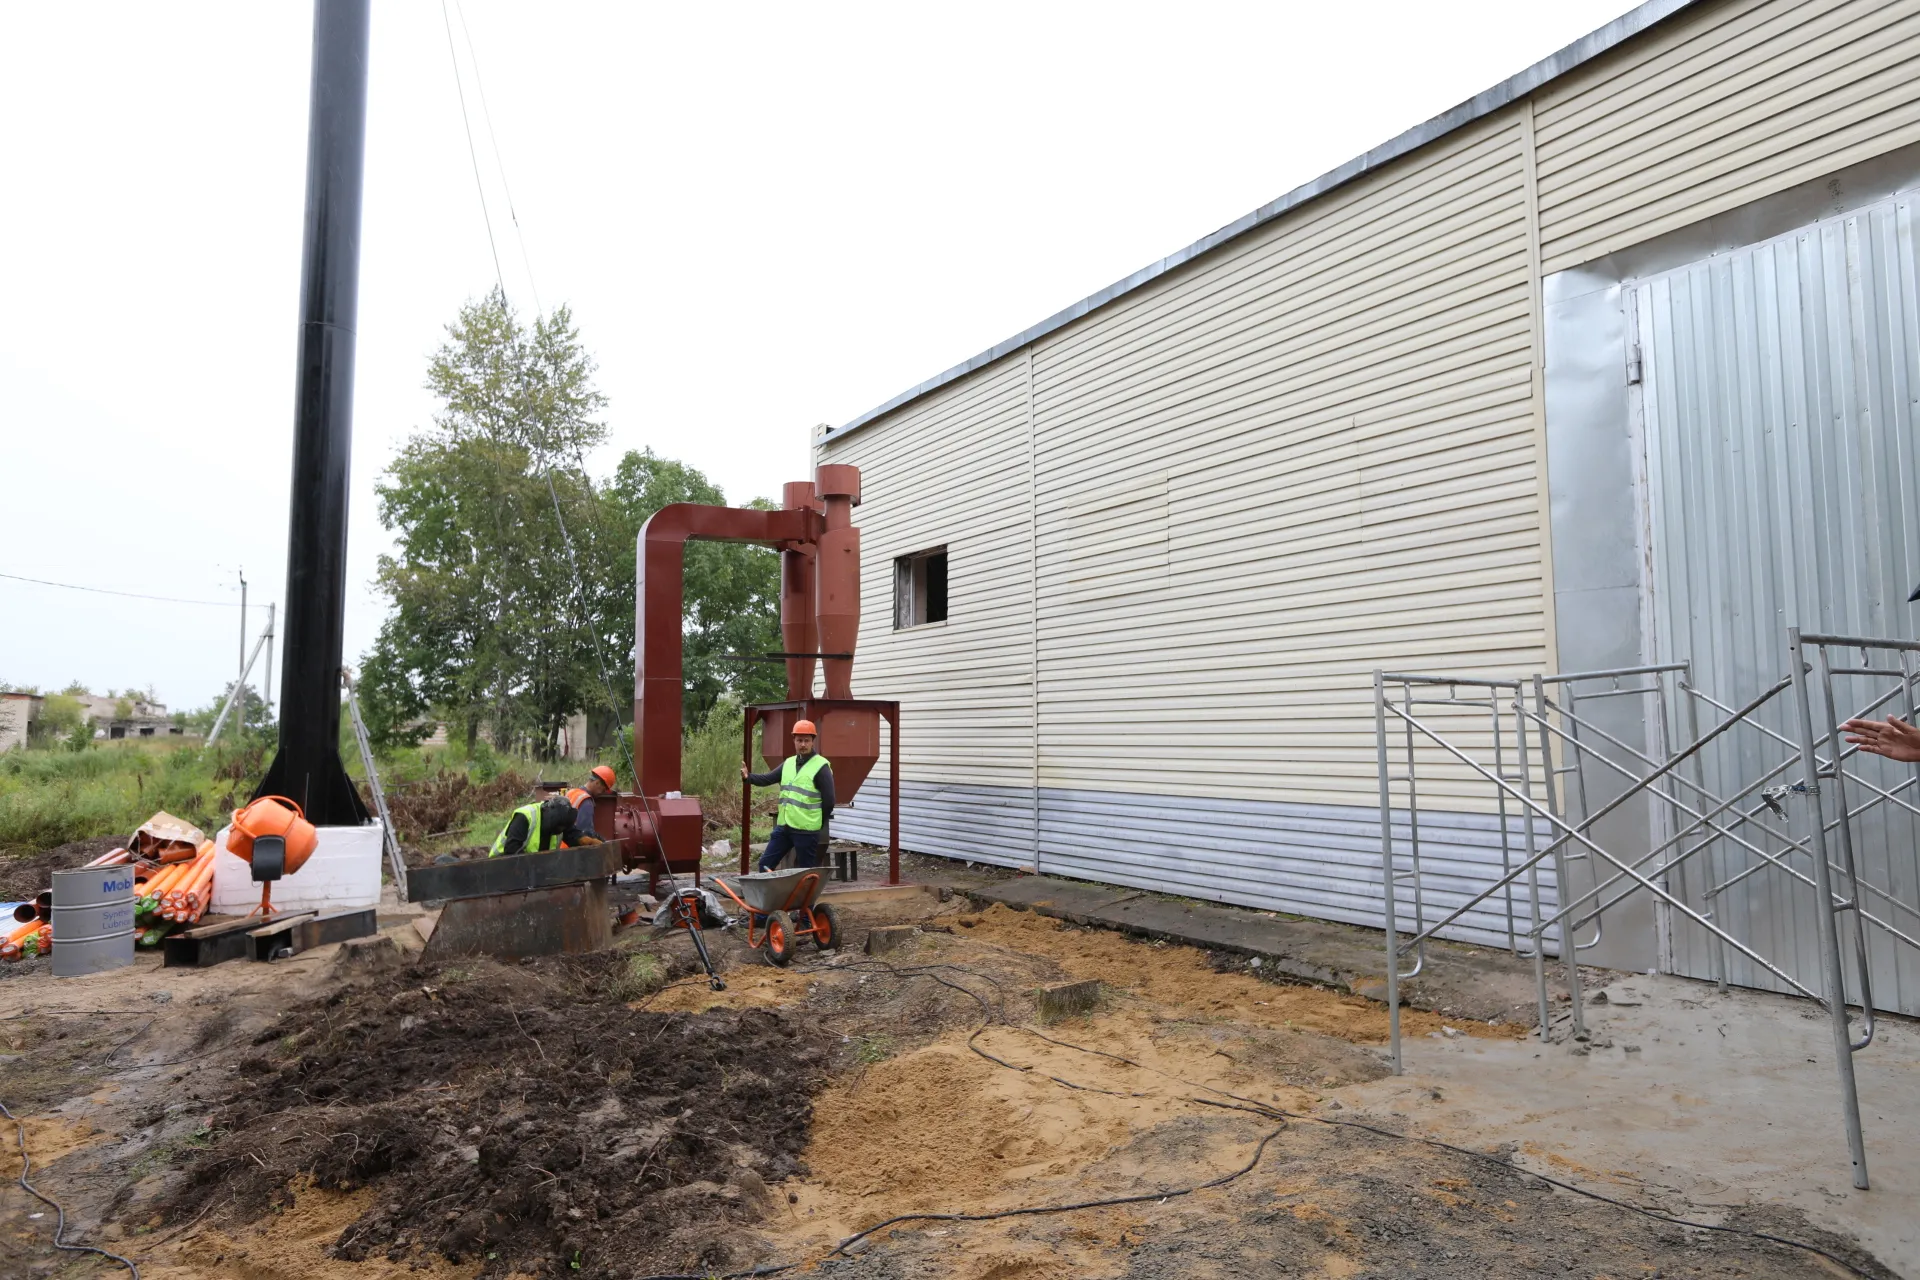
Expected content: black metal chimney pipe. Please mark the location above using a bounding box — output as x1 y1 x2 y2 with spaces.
255 0 372 825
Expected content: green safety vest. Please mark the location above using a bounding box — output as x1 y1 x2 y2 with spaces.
777 753 830 832
489 801 558 857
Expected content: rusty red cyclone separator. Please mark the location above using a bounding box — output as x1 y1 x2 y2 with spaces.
614 463 895 891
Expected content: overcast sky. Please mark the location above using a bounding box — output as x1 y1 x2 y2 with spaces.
0 0 1633 712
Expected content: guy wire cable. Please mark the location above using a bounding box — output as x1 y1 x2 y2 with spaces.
451 0 543 316
437 0 634 788
439 0 504 295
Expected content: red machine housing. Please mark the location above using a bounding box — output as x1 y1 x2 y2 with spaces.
610 463 899 890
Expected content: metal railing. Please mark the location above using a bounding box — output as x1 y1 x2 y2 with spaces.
1374 629 1920 1190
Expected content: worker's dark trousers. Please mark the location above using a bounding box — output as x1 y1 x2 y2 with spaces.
758 826 821 872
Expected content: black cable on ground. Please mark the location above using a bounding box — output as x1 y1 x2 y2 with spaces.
1015 1021 1881 1280
644 954 1878 1280
833 957 1147 1097
1285 1105 1878 1279
631 1128 1288 1279
827 1126 1287 1258
1 1098 140 1279
840 959 1880 1279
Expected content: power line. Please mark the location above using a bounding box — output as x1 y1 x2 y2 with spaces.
439 0 505 297
0 571 240 608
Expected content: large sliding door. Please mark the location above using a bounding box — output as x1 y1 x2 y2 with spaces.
1632 192 1920 1012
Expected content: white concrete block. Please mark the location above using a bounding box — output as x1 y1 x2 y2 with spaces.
213 821 384 913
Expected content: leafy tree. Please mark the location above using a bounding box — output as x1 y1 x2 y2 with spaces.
364 289 607 757
31 694 86 748
361 292 785 759
180 683 273 737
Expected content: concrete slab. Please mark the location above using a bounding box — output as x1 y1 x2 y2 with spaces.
1343 973 1920 1276
963 875 1561 1025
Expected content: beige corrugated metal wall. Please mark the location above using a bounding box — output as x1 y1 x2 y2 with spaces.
1028 111 1542 811
814 359 1042 854
1536 0 1920 271
819 0 1920 940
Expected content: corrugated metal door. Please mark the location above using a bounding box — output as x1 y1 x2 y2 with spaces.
1632 191 1920 1012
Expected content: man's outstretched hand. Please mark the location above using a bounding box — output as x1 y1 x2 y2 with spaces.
1842 714 1920 763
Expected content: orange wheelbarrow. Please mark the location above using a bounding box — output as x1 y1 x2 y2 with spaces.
712 867 843 966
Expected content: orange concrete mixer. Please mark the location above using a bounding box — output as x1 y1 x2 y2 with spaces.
228 795 319 917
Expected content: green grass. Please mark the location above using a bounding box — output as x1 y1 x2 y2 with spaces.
0 739 264 852
853 1033 895 1063
0 708 758 855
604 952 665 1002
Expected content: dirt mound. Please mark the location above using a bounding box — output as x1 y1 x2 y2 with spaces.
0 834 130 900
162 953 832 1278
402 843 489 869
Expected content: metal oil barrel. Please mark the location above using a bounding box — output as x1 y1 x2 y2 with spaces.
51 865 136 977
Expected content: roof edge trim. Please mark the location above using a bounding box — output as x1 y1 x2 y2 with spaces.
821 0 1696 447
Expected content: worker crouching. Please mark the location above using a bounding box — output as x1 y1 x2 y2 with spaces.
743 719 833 872
489 793 592 857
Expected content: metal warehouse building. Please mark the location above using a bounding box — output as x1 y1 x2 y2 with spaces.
816 0 1920 984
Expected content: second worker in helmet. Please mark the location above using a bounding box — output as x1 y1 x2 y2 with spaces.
742 718 834 872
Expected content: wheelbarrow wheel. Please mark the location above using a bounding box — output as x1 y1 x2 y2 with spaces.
764 912 795 967
812 902 843 950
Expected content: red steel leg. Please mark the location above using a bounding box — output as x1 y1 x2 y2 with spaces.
888 705 900 886
740 709 754 875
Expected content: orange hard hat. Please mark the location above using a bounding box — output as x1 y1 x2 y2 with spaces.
590 764 616 789
566 788 589 806
792 719 817 736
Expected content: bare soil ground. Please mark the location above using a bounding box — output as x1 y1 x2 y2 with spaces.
0 891 1892 1280
0 835 131 902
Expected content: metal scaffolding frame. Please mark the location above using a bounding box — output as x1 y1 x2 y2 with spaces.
1374 628 1920 1189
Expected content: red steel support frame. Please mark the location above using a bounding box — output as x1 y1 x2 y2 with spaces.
740 699 900 885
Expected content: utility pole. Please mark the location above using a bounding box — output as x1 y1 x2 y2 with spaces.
264 603 276 726
237 570 248 736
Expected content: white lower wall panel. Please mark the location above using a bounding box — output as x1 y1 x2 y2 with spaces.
834 781 1556 952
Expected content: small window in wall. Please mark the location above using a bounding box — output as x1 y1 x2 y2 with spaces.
894 547 948 629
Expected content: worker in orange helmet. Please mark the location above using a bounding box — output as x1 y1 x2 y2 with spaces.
742 719 833 872
558 788 605 848
573 764 618 836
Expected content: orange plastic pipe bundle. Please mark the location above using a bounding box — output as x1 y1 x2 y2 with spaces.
161 843 217 923
138 861 192 913
161 844 216 917
85 848 133 868
164 848 218 923
1 920 49 961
